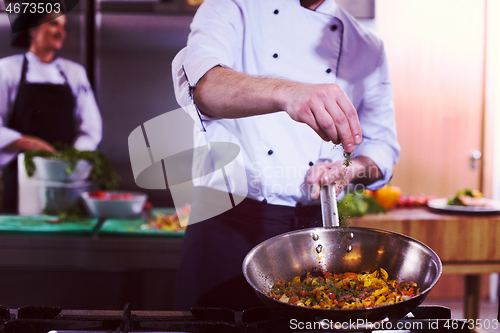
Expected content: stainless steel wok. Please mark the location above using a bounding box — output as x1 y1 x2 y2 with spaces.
242 186 442 323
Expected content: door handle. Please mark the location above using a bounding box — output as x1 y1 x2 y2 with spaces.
469 150 482 170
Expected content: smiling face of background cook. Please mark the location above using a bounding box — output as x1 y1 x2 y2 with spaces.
29 13 67 61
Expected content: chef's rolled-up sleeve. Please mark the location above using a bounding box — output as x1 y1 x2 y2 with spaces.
352 46 400 189
72 66 102 151
0 126 22 167
0 60 22 167
172 0 244 130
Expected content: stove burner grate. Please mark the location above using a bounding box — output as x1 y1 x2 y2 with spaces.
0 304 471 333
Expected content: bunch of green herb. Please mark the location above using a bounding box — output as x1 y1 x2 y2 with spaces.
24 148 120 190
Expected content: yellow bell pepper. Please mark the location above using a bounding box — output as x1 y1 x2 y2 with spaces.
375 185 402 210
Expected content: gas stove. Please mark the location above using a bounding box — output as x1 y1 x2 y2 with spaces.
0 304 471 333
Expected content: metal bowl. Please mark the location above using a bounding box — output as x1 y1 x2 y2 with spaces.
81 191 148 218
33 157 93 182
243 227 442 323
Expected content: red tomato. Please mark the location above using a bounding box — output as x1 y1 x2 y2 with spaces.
89 191 107 199
109 194 121 200
109 193 135 200
397 195 409 207
406 196 416 206
415 194 428 206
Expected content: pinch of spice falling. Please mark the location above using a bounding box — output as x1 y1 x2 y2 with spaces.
338 151 352 228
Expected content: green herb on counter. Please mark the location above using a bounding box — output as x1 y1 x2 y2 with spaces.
24 148 120 190
44 207 84 222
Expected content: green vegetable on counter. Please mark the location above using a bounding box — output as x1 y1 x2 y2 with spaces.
24 148 121 190
338 191 385 220
447 188 482 206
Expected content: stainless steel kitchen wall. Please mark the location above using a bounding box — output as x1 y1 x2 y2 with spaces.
96 12 192 206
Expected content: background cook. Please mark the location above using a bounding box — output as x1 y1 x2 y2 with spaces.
0 7 102 213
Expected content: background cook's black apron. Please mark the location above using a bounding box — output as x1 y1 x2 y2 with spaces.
1 55 77 213
174 186 322 311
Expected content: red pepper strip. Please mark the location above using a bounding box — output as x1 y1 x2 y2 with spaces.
343 272 358 279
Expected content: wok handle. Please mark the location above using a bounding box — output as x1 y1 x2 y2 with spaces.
320 183 340 228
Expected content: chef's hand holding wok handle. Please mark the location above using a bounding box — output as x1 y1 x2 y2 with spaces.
307 157 383 200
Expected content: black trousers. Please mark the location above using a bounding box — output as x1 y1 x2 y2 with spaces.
174 187 322 311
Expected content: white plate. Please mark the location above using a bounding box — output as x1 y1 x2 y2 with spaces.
427 198 500 214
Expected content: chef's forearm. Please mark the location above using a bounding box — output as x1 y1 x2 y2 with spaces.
193 66 286 118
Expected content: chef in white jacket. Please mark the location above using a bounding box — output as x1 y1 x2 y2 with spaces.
0 9 101 213
172 0 400 310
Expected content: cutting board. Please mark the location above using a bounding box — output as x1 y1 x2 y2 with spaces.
98 208 185 237
0 215 99 236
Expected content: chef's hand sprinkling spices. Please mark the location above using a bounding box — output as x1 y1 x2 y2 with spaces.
281 82 362 152
194 67 362 152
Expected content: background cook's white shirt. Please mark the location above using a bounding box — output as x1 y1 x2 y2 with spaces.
0 52 102 167
172 0 400 206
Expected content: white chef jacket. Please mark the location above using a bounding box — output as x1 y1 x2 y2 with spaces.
0 52 102 167
172 0 400 206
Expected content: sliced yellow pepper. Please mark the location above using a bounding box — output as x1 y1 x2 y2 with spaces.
375 295 386 306
373 284 389 297
380 268 389 280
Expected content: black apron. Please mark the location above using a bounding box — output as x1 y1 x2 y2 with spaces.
174 186 322 311
1 55 77 213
